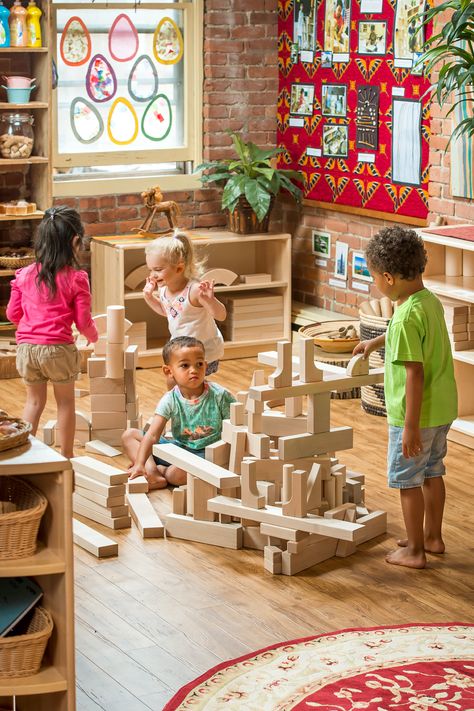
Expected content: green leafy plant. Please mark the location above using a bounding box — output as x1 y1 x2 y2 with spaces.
196 133 305 222
420 0 474 144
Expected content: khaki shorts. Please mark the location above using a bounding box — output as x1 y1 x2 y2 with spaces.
16 343 81 385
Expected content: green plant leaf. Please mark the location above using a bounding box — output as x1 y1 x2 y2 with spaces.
222 175 246 211
244 181 272 221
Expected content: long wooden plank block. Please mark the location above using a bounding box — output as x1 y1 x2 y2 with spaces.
356 511 387 543
73 501 131 529
278 427 353 460
258 350 347 375
165 513 243 549
127 493 164 538
152 443 241 489
74 472 126 497
207 496 364 541
75 486 125 508
249 368 385 401
127 475 149 493
72 519 118 558
71 456 128 486
73 493 129 519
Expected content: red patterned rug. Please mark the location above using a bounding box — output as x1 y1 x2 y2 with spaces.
163 623 474 710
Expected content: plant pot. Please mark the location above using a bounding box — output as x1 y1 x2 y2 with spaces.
226 197 274 235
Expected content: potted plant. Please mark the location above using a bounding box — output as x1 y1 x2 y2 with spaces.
196 133 305 234
420 0 474 144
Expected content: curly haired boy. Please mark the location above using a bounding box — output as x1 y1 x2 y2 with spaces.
354 226 458 569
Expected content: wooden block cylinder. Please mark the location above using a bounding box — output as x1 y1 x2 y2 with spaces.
106 342 124 380
107 305 125 344
445 247 463 276
462 250 474 277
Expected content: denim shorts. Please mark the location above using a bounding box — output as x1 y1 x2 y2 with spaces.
387 423 451 489
152 436 206 467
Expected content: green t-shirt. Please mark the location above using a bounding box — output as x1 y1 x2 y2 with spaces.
385 288 457 428
155 381 236 450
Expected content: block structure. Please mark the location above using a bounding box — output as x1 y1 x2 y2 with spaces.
71 456 131 530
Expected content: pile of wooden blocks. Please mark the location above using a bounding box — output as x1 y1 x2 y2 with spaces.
155 338 387 576
71 455 131 530
223 292 284 342
440 297 474 351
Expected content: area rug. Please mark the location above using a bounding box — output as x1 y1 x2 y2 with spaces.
163 623 474 710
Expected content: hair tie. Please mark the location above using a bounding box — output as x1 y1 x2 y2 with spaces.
46 208 56 222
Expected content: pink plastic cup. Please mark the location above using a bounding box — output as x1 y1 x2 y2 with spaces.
2 76 36 89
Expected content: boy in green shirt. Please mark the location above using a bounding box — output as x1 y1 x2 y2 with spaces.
354 227 457 569
123 336 235 489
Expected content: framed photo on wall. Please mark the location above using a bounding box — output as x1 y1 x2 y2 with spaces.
290 83 315 115
322 124 348 157
352 251 373 282
335 240 349 280
358 21 387 55
322 84 347 117
312 229 331 258
293 0 317 52
394 0 425 67
324 0 351 62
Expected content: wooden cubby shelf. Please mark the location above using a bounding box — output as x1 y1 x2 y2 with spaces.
0 212 44 222
0 103 49 110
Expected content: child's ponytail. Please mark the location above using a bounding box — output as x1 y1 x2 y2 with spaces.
145 229 206 281
34 206 84 296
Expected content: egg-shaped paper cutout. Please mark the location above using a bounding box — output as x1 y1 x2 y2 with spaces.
128 55 159 102
60 16 92 67
141 94 172 141
107 97 139 145
70 97 104 144
109 14 139 62
153 17 183 65
86 54 117 103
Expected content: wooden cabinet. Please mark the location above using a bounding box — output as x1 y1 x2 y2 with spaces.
91 230 292 367
0 438 75 711
421 228 474 449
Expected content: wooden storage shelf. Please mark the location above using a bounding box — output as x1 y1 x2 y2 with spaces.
0 47 49 53
0 103 49 110
0 211 44 221
92 230 292 367
0 269 16 277
421 227 474 449
0 666 67 696
0 544 65 576
0 157 49 166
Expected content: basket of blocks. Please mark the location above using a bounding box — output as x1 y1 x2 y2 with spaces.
0 606 53 678
0 476 48 560
0 247 35 269
358 297 395 416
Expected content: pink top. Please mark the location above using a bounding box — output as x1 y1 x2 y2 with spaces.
6 263 99 345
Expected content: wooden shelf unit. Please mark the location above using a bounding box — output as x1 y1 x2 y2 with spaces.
91 230 292 367
421 228 474 449
0 437 75 710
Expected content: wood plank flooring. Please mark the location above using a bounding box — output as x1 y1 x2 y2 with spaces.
1 358 473 710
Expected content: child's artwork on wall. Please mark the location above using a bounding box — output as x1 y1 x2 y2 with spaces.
108 14 139 63
393 0 425 67
60 16 91 67
127 55 159 103
70 97 104 144
335 241 349 280
294 0 317 52
277 0 431 222
352 251 373 282
392 98 422 185
86 54 117 103
358 21 387 55
322 84 347 117
153 17 183 65
312 229 331 258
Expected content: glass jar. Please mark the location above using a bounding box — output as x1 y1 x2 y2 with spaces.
0 113 34 159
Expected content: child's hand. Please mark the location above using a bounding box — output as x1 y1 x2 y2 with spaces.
402 425 423 459
353 339 374 358
128 463 146 480
143 276 157 297
198 280 215 303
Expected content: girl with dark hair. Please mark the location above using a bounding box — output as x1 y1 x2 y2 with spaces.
6 206 98 457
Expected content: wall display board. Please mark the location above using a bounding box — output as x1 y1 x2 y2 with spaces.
277 0 431 224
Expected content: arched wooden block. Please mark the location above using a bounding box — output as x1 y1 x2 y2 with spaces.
359 301 377 316
201 268 238 286
124 264 149 290
93 312 132 335
346 353 369 377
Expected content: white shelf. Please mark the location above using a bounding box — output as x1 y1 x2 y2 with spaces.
454 349 474 365
451 416 474 437
424 275 474 302
124 280 287 301
420 228 474 252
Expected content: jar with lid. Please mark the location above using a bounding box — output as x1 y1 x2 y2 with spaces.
0 113 34 159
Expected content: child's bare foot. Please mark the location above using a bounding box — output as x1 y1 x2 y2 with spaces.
397 537 445 554
386 547 426 569
144 461 167 490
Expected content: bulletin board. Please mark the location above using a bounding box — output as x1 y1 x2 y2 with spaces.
277 0 432 224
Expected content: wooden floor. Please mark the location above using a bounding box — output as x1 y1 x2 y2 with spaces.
2 358 473 710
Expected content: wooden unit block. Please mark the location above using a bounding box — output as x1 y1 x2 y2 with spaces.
73 493 129 519
242 525 267 550
282 469 308 518
75 486 125 509
208 496 364 541
153 442 241 489
127 321 147 352
286 533 323 554
246 431 270 459
264 545 282 574
205 440 230 466
268 340 293 388
75 388 89 398
230 402 245 426
165 513 243 549
285 396 303 417
299 337 323 383
333 471 345 507
87 357 106 379
90 428 124 447
74 472 126 497
306 463 322 511
74 428 90 446
346 353 370 376
324 503 357 520
229 428 247 474
71 456 129 486
93 335 107 356
201 267 238 285
278 427 353 460
127 475 149 493
257 481 276 505
251 369 266 387
241 273 272 284
356 511 387 543
172 486 187 515
85 439 122 458
73 500 131 529
236 390 248 404
192 478 218 522
129 415 142 430
281 537 338 575
73 519 118 558
91 411 127 430
345 477 363 504
106 342 125 380
324 476 336 510
260 411 307 437
307 392 331 434
260 523 309 542
75 410 91 430
127 493 164 538
124 344 139 371
282 463 293 503
380 297 393 319
126 401 139 423
247 412 263 434
92 313 108 334
124 264 149 290
107 305 125 344
249 368 384 401
241 460 265 509
245 396 264 414
335 507 358 558
89 376 125 396
43 419 56 446
124 368 137 403
90 394 126 412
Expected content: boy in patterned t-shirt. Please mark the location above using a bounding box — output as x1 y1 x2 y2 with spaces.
123 336 235 489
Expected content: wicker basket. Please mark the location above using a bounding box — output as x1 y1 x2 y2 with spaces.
0 606 53 678
0 477 48 559
359 310 390 416
0 248 35 269
0 416 32 453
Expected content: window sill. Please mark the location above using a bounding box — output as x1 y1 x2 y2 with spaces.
53 173 202 198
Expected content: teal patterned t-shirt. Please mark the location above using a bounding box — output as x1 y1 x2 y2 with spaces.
155 381 236 450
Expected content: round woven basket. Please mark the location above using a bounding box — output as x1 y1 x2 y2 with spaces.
359 311 390 416
0 477 48 560
299 320 359 354
0 606 53 678
0 248 35 269
0 416 32 453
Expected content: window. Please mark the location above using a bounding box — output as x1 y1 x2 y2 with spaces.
52 1 202 196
